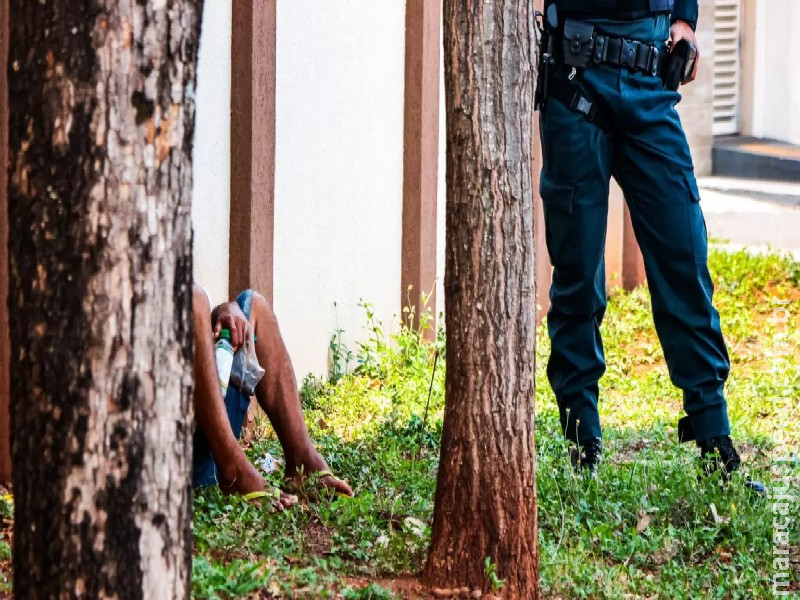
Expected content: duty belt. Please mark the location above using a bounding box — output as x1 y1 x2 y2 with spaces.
590 35 668 76
538 28 669 132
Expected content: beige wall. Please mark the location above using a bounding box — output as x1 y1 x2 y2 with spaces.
678 3 715 175
740 0 800 145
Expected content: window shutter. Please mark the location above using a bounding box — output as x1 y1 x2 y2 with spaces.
713 0 741 135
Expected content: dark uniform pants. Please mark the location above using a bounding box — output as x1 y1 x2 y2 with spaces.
540 28 731 445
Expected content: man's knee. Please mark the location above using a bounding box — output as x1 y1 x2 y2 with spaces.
248 290 276 319
193 284 211 319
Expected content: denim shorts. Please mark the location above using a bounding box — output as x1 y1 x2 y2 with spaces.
192 289 254 488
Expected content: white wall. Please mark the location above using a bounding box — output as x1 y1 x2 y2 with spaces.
192 0 232 307
750 0 800 145
273 0 407 379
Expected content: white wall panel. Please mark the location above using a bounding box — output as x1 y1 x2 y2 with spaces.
274 0 407 378
192 0 232 307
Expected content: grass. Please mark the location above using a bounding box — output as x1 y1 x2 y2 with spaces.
1 249 798 598
190 248 799 598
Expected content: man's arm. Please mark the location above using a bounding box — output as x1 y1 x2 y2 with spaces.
670 0 700 84
672 0 699 31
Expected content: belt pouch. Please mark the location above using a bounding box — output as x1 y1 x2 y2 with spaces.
562 20 595 69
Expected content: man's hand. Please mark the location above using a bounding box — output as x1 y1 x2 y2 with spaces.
213 301 248 351
670 20 700 83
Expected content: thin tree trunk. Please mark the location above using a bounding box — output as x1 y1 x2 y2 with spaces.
424 1 539 597
7 1 201 597
0 0 11 485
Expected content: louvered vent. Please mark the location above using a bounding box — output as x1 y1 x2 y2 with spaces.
713 0 741 135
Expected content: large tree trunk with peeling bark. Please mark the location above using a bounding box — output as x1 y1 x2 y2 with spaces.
6 1 201 597
424 1 539 597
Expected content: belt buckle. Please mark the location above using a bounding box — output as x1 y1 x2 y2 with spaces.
620 40 636 70
649 46 660 76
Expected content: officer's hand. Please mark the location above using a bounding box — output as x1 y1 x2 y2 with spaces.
669 20 699 84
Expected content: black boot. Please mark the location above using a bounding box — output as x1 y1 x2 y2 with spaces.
698 436 766 496
570 437 602 475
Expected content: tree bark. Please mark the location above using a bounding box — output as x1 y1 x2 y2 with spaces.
0 0 11 485
6 1 201 597
424 2 539 598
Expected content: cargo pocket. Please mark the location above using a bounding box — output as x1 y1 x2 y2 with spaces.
542 181 586 278
685 170 701 203
684 170 709 266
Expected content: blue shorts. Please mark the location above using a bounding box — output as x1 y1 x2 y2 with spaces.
192 289 255 488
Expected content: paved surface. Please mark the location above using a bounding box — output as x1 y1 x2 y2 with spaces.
698 177 800 260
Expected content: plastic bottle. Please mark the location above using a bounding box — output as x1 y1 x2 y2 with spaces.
215 328 235 397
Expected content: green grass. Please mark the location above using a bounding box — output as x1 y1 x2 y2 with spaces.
190 248 800 599
1 249 797 598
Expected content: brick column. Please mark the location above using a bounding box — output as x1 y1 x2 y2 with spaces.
401 0 441 334
230 0 277 303
605 181 625 288
622 205 646 291
533 0 552 323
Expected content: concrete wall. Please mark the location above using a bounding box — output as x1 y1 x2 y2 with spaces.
273 0 407 379
192 0 232 307
741 0 800 145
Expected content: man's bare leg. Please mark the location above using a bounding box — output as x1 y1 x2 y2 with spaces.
249 291 353 496
192 286 296 509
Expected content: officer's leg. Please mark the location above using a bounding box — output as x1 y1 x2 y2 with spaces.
612 72 730 443
540 94 613 444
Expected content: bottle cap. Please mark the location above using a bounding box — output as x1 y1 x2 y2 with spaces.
218 328 232 341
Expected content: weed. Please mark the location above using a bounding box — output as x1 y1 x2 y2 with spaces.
484 556 505 592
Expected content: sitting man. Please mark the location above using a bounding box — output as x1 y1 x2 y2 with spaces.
192 285 352 509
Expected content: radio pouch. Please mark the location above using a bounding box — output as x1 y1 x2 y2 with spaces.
562 20 595 69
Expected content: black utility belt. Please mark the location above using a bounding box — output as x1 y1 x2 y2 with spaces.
560 19 667 76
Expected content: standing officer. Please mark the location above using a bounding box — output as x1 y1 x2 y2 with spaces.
537 0 762 491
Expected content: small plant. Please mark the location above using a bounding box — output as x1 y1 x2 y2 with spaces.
484 556 505 592
341 582 396 599
329 302 354 383
299 373 325 410
0 540 10 561
0 494 11 521
191 557 272 599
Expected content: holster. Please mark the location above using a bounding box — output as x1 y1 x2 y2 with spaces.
661 39 697 91
535 14 556 111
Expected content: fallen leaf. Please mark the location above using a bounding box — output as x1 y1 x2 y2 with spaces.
636 511 654 534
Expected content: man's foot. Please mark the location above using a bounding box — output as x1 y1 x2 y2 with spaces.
220 458 299 510
698 436 766 496
286 449 353 497
570 437 602 476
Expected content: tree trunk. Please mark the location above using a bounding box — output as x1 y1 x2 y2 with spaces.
6 1 201 597
424 2 539 598
0 0 11 485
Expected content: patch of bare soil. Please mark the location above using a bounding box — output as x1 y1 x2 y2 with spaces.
302 519 333 556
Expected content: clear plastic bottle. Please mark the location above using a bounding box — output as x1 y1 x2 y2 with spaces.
215 328 235 397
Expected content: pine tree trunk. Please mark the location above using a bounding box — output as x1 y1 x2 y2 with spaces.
6 1 201 597
424 1 539 597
